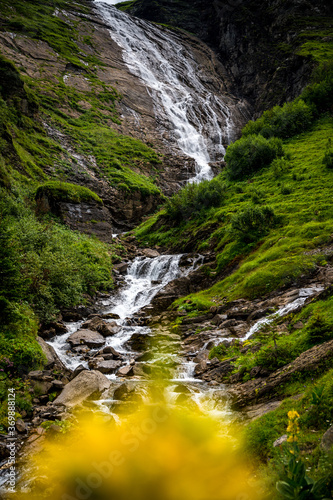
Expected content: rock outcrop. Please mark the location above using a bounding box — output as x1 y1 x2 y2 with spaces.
53 370 110 407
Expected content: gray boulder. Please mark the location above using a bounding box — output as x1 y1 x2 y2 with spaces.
53 370 110 407
67 329 105 348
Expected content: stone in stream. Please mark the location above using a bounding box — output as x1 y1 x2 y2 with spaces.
173 384 191 394
67 329 106 348
93 360 123 374
100 346 124 359
142 248 160 258
37 337 67 371
53 370 110 407
118 365 134 377
97 322 121 337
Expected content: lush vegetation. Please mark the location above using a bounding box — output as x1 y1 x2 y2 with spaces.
35 181 103 204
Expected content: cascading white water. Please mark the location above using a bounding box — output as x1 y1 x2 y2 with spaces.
48 255 185 369
95 2 234 182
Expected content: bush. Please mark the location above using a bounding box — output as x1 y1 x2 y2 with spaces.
305 313 333 344
230 205 277 243
255 344 295 372
242 99 314 139
165 176 226 221
225 135 284 180
301 61 333 114
322 139 333 169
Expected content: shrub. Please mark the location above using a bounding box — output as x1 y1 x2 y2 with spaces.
255 343 295 372
225 135 284 180
165 176 226 221
322 139 333 169
301 60 333 114
242 99 314 139
305 313 333 344
230 205 277 243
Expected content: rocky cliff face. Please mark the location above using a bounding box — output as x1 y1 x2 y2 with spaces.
0 0 250 235
129 0 333 114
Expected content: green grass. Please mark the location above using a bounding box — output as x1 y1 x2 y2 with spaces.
136 116 333 310
35 181 103 204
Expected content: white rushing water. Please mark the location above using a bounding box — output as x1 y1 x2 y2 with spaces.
96 2 234 182
48 255 186 370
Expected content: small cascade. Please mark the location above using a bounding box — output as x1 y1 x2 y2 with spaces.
96 3 235 181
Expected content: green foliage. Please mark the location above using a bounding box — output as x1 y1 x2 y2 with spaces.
322 139 333 169
35 181 103 204
276 453 332 500
242 100 314 140
230 205 277 243
254 343 296 372
305 313 333 344
0 187 113 322
225 134 284 180
301 61 333 114
165 176 226 221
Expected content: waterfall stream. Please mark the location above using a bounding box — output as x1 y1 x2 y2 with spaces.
96 2 235 181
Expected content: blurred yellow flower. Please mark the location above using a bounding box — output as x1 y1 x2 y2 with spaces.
17 406 264 500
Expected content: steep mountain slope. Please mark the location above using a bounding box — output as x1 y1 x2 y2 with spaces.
128 0 333 113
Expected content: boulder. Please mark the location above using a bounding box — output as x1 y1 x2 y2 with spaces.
37 337 66 370
142 249 160 258
15 418 27 433
118 365 134 377
94 360 122 374
97 322 121 337
81 316 105 331
53 370 110 407
67 329 105 348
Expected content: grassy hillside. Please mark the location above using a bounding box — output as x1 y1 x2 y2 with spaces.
134 52 333 491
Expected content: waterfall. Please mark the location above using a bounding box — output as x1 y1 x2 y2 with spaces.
96 2 235 182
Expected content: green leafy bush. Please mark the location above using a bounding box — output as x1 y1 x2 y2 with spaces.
165 176 226 221
301 61 333 114
230 205 277 243
225 135 284 180
254 343 295 372
305 313 333 344
322 139 333 169
242 99 314 139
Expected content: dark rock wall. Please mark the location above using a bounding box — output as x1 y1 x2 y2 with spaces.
129 0 333 114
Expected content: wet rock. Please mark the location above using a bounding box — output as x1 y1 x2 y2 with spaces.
113 383 133 401
173 384 191 394
37 337 67 371
321 425 333 451
81 316 105 331
53 370 110 407
113 262 129 274
118 365 134 377
142 249 160 258
62 310 84 322
198 357 237 383
97 322 121 337
100 346 124 359
15 418 27 433
93 360 122 374
71 364 86 378
125 332 150 351
67 329 105 348
101 313 121 320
